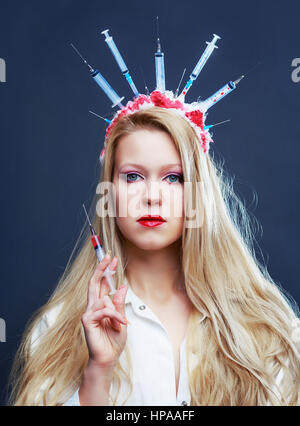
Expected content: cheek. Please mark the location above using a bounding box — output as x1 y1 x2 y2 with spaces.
113 179 129 215
167 186 184 218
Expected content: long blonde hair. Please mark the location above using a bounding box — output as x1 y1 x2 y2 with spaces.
7 107 300 405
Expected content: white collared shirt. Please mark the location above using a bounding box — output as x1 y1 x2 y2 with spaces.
65 281 192 406
31 282 286 406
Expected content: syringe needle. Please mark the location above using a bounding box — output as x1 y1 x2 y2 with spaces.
140 66 149 95
156 16 161 51
242 61 262 78
89 110 111 124
71 42 124 108
204 119 231 130
175 68 186 97
83 203 98 238
70 43 94 71
89 110 103 119
82 204 115 294
82 203 92 227
154 16 165 91
233 61 262 86
212 119 231 127
233 75 244 85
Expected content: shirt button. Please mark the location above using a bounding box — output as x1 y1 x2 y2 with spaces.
139 305 146 310
181 401 188 406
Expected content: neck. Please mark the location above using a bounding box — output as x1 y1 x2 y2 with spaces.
125 240 185 305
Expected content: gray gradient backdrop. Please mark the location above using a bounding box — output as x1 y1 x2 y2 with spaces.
0 0 299 405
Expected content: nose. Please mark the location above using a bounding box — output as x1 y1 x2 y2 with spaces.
144 181 163 207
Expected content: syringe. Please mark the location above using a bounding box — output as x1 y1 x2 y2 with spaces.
82 203 116 296
89 110 112 124
200 75 244 111
101 29 139 98
174 68 186 98
180 34 221 99
71 43 124 109
204 119 231 130
155 17 166 92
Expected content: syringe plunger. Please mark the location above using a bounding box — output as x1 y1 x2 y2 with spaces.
155 51 166 91
101 29 139 97
92 69 124 108
200 75 244 111
71 42 124 109
155 17 166 92
180 33 221 98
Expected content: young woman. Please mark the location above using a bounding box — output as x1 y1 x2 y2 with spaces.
8 105 300 406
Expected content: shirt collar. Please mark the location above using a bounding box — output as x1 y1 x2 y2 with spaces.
123 276 207 324
123 276 136 306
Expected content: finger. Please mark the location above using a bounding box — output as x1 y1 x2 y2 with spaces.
90 307 127 325
90 254 110 304
109 256 118 271
102 294 120 331
99 278 110 300
93 254 112 283
102 294 116 310
87 254 111 309
88 297 105 312
90 294 116 313
90 293 115 312
113 285 128 317
87 279 99 310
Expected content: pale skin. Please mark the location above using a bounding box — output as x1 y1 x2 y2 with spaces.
79 128 194 405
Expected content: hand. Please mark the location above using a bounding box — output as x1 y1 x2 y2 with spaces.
81 254 128 369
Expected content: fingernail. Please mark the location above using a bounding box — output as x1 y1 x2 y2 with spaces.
123 316 131 325
110 257 118 269
107 249 112 256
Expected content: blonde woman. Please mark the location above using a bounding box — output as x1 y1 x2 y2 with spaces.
8 104 300 406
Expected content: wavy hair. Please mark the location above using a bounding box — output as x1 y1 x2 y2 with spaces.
7 107 300 405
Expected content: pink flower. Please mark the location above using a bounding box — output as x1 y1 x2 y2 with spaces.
103 91 213 157
150 91 184 110
185 110 204 129
130 94 151 111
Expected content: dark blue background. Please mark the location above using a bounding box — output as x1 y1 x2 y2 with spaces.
0 0 299 405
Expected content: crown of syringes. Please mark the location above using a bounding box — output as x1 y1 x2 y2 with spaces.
71 20 245 165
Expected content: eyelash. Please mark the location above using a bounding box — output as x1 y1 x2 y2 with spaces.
124 173 184 184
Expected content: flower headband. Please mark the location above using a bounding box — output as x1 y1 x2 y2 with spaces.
71 26 244 167
99 90 214 166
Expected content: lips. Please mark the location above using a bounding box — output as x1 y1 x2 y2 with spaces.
137 215 166 222
137 215 166 228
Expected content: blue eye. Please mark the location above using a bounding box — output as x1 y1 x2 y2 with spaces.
126 173 140 182
125 173 183 184
166 174 183 183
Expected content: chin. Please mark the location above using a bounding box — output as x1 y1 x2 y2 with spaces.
137 243 167 251
131 234 178 251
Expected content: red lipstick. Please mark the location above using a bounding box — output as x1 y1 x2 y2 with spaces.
137 215 166 228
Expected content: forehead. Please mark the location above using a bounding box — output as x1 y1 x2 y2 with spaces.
114 128 181 168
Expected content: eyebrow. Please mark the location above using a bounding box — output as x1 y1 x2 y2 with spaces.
119 163 182 171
